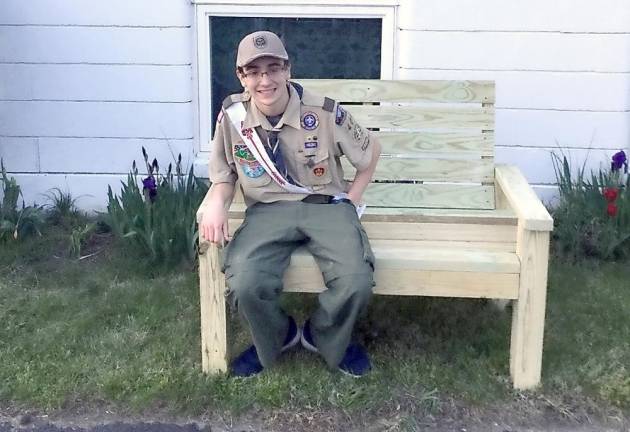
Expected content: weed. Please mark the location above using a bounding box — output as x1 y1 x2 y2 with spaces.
0 159 45 241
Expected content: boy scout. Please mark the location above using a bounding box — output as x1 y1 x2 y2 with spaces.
200 30 381 377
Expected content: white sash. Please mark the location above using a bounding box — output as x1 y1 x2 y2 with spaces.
225 102 312 194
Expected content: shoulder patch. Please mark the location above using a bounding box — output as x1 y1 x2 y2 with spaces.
322 97 335 113
222 93 248 109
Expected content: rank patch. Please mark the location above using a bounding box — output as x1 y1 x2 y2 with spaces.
335 105 347 126
301 112 319 130
313 167 325 177
304 141 318 149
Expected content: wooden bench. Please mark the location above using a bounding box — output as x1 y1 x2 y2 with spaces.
196 80 553 390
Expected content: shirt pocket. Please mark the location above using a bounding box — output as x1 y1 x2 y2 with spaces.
233 144 272 188
295 147 333 186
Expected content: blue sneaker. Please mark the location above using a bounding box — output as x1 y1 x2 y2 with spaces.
301 320 371 377
230 316 301 377
338 343 372 378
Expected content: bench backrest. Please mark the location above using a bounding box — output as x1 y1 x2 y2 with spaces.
295 79 496 210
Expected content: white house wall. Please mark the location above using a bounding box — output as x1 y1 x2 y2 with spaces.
1 0 629 210
398 0 630 204
0 0 195 210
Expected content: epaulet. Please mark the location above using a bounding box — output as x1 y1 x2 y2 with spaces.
298 85 336 112
222 92 249 109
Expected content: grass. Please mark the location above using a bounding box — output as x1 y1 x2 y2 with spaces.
1 228 629 428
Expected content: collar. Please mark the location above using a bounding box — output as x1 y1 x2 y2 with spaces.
242 84 302 131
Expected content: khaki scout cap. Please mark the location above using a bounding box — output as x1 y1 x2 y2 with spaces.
236 31 289 67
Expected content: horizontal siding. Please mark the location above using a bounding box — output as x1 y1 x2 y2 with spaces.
397 69 630 112
0 64 192 102
0 27 191 64
38 138 195 174
399 0 630 33
0 138 39 171
0 138 194 174
1 0 191 26
0 101 193 138
11 173 138 211
495 146 619 185
399 32 630 72
495 110 630 150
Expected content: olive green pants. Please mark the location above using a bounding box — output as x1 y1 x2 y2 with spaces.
222 200 375 369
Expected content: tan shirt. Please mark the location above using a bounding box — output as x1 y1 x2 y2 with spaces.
209 83 374 206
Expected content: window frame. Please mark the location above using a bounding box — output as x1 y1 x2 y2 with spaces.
191 0 399 163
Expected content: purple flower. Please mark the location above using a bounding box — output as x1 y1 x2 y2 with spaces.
142 175 157 202
611 150 627 173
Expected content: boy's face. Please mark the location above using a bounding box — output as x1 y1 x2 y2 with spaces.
237 56 291 115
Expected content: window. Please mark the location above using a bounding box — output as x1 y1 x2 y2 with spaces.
193 1 397 157
210 17 382 129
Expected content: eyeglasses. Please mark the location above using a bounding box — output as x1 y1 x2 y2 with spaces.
241 65 287 81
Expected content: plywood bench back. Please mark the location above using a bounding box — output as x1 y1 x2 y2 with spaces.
294 80 496 210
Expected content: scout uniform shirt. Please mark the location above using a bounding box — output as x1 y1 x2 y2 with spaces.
209 82 374 206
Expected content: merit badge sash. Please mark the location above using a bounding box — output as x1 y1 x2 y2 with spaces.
224 103 312 194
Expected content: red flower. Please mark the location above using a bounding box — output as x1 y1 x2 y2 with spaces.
607 203 618 217
603 187 619 202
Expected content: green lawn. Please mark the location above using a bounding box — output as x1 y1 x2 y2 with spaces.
0 228 628 427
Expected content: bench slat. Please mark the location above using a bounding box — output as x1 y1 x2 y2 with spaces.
345 104 494 130
342 158 494 183
294 79 495 104
361 183 494 209
375 131 493 157
284 268 518 299
227 219 516 243
201 200 517 224
286 242 519 274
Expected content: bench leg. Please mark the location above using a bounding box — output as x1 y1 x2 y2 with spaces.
510 229 550 389
199 242 229 373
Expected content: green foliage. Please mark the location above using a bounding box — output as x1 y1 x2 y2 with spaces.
45 187 86 227
0 159 45 241
68 222 97 259
551 151 630 261
105 149 209 269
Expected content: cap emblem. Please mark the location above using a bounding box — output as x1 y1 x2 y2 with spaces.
254 35 267 49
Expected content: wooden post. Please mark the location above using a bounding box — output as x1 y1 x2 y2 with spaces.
198 241 228 373
510 226 550 389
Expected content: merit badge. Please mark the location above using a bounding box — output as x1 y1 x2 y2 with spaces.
335 105 347 126
254 35 267 49
304 141 318 149
234 145 264 178
313 167 325 177
301 112 319 130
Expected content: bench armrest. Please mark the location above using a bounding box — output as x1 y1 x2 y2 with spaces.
196 189 213 224
495 164 553 232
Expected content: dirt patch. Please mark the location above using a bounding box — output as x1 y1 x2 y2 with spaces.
1 398 628 432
